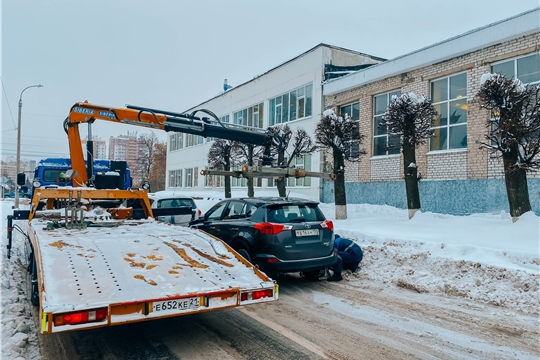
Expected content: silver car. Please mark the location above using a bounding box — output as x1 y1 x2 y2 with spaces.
148 195 201 226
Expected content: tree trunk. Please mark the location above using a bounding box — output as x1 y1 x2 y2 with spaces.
333 150 347 219
503 150 531 221
224 157 231 199
402 143 420 219
247 145 254 198
277 151 286 197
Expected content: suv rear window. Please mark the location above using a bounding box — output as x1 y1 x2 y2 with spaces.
157 199 196 208
267 204 325 223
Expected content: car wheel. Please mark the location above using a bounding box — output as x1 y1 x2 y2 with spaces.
236 248 252 263
302 269 326 281
30 254 39 306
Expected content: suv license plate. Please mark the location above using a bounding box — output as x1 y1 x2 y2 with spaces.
295 229 319 237
153 297 200 313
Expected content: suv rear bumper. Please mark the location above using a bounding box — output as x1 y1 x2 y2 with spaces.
255 252 337 273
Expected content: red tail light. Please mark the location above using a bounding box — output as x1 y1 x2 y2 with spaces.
252 289 273 300
320 220 334 231
54 308 107 326
266 257 279 263
241 289 274 302
197 209 202 216
254 222 292 235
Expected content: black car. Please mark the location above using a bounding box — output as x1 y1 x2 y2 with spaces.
190 197 337 275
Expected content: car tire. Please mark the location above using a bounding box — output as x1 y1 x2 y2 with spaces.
30 255 39 306
236 248 252 263
302 269 326 281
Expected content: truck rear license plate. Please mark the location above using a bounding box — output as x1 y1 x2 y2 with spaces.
295 229 319 237
153 297 200 313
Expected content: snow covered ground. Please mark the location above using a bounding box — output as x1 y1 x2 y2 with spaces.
1 193 539 359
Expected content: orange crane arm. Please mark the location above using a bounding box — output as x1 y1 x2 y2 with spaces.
64 101 275 187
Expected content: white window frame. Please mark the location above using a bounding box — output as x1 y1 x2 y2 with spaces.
373 90 401 157
205 174 224 188
340 102 360 121
186 133 203 147
269 83 313 125
168 169 183 188
491 53 540 86
234 103 264 128
429 72 468 152
169 133 183 151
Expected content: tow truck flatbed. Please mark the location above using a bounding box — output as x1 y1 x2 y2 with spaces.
25 207 277 334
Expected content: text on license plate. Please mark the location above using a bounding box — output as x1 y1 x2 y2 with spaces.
153 297 200 312
295 229 319 237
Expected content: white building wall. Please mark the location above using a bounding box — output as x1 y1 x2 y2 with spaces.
167 45 382 199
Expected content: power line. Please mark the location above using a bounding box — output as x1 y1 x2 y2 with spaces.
0 76 16 128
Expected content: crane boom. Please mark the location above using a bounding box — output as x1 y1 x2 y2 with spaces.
64 101 274 186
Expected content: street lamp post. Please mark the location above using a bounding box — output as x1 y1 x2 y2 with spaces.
15 84 43 208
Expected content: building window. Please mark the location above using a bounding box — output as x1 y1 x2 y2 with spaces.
186 168 192 187
490 53 540 144
340 102 360 120
269 83 313 125
430 73 467 151
267 155 312 187
234 103 264 128
186 134 203 147
373 90 401 156
340 102 360 158
492 53 540 85
289 154 312 187
169 133 183 151
231 166 248 187
205 175 224 188
169 169 182 187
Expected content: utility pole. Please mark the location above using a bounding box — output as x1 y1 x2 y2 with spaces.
15 84 43 208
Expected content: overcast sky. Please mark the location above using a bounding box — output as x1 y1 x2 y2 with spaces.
1 0 538 162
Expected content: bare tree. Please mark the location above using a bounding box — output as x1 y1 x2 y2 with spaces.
477 73 540 220
136 132 160 188
381 92 437 219
149 141 166 191
207 139 237 198
315 110 364 219
268 125 317 197
234 142 264 197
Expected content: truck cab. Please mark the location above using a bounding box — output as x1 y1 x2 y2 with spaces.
33 158 132 191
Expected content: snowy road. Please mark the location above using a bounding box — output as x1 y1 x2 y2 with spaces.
29 272 539 360
2 199 538 359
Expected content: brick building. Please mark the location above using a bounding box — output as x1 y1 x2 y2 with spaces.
322 8 539 215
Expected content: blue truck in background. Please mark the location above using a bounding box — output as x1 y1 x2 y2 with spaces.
33 158 132 191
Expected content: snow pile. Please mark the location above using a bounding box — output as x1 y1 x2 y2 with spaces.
1 250 40 360
319 203 540 315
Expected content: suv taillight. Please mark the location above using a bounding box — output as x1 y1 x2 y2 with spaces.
254 222 293 235
197 209 202 216
320 220 334 231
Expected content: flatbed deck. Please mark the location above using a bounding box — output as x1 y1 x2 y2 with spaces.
28 217 277 333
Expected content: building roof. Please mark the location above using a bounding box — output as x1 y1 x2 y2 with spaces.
323 7 540 96
184 43 386 112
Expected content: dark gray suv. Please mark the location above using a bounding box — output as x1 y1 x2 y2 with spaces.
190 197 337 275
